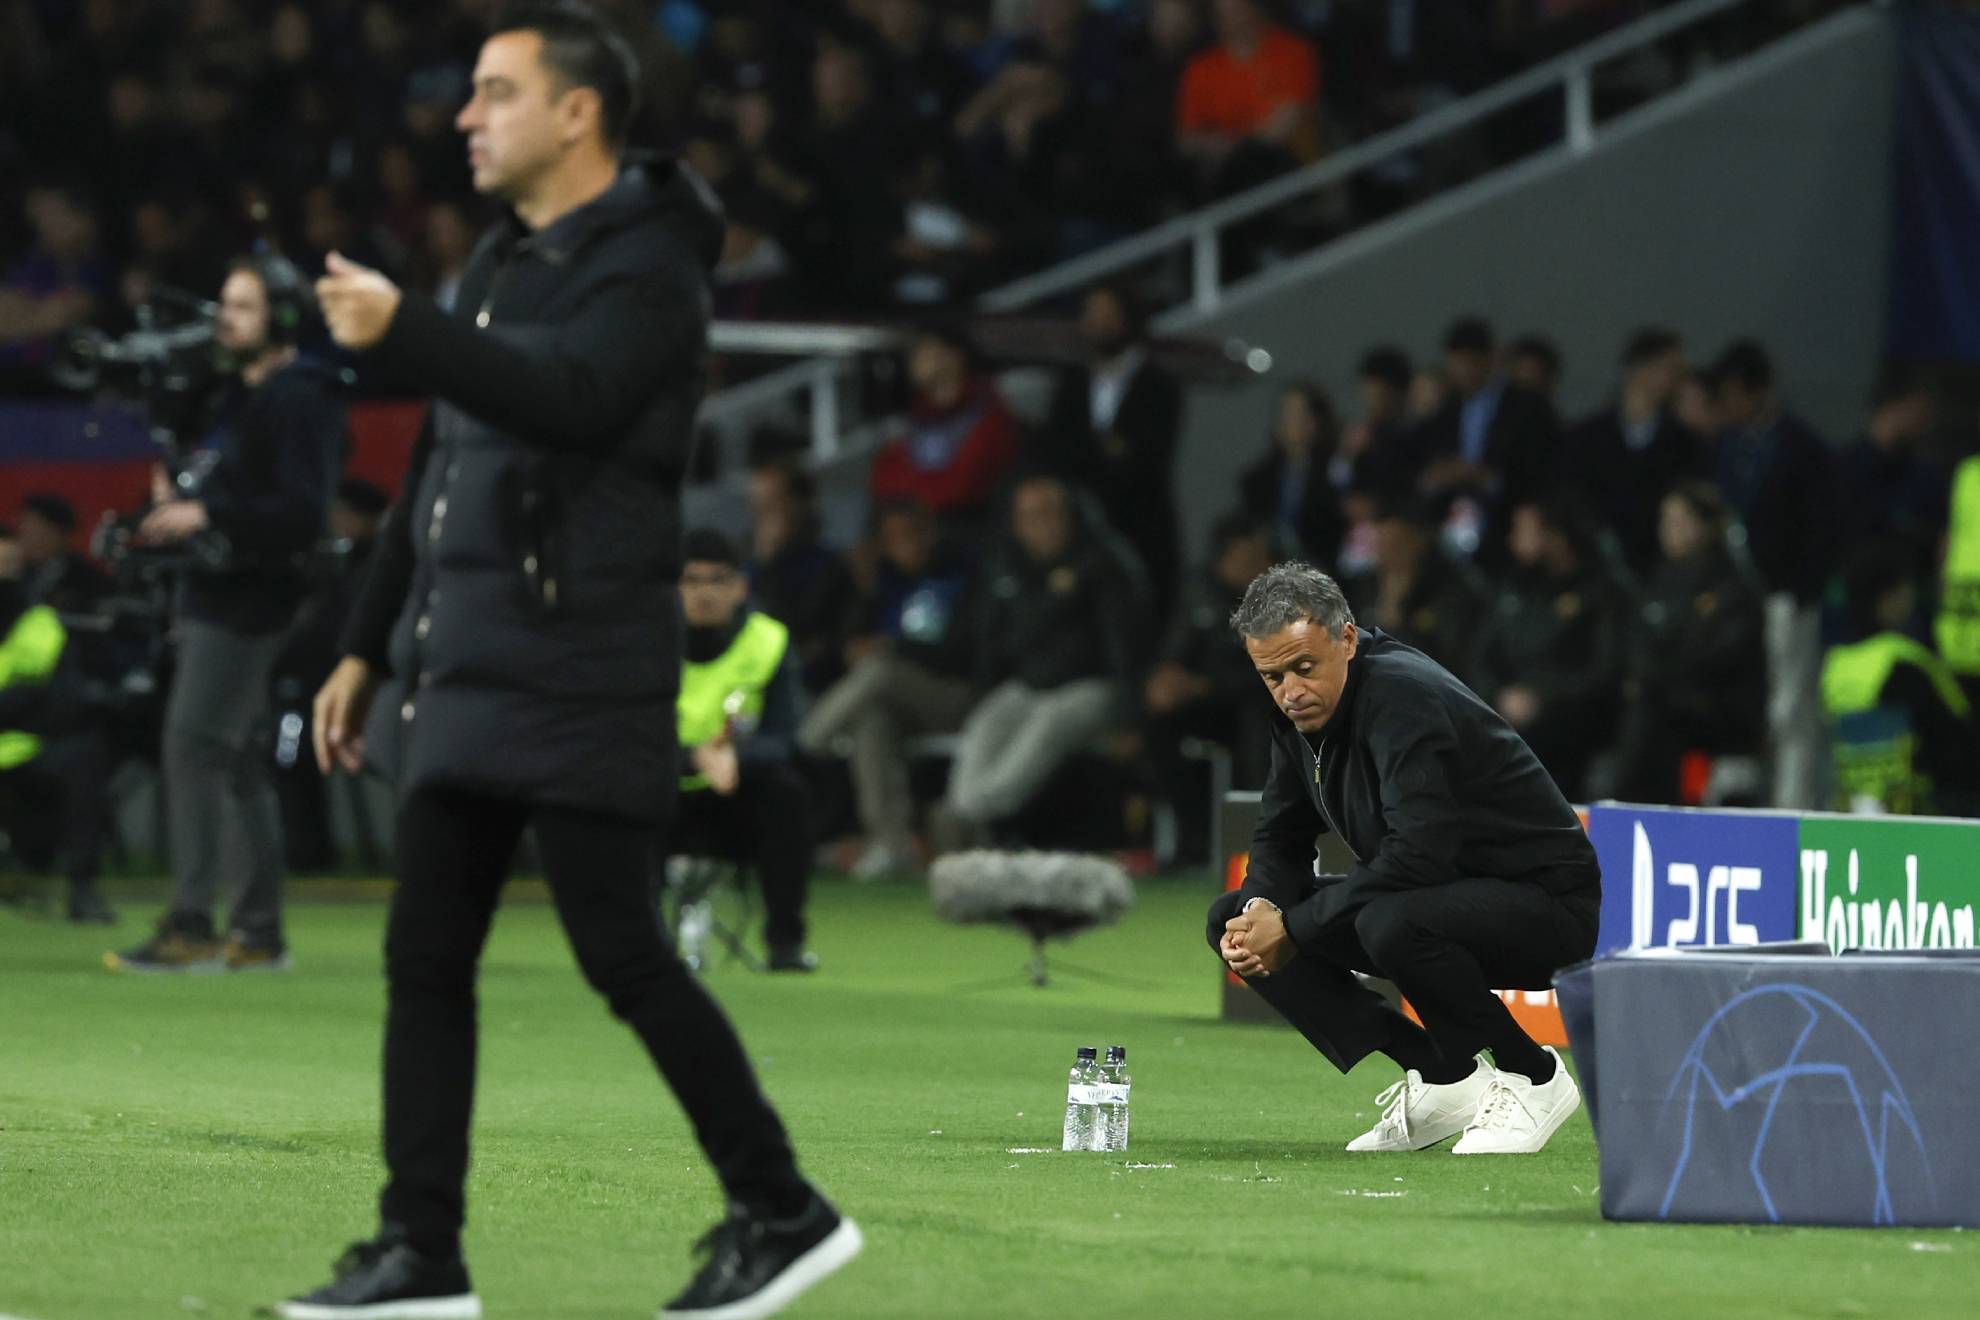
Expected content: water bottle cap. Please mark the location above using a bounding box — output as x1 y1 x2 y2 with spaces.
1076 1046 1098 1060
1106 1046 1126 1063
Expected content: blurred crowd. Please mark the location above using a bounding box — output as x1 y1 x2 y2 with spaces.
2 0 1944 895
7 289 1977 893
668 296 1980 875
1 0 1841 379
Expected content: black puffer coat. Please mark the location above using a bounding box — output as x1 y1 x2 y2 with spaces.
341 158 723 823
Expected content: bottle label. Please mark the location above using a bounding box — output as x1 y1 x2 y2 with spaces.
1067 1085 1104 1105
1092 1084 1130 1104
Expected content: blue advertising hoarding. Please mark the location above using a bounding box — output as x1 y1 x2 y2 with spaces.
1587 805 1801 956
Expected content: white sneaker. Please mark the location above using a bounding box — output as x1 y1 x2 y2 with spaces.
1345 1057 1494 1152
1451 1047 1581 1155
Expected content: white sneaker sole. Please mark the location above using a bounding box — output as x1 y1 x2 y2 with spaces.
659 1217 864 1320
1346 1112 1471 1152
274 1294 481 1319
1452 1081 1582 1155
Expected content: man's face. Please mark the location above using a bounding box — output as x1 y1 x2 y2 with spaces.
1246 618 1358 735
1507 504 1547 570
746 468 790 522
1882 391 1934 443
1510 352 1554 397
813 46 868 120
1444 348 1491 398
216 268 272 355
331 501 381 544
457 31 590 200
1675 375 1718 435
1635 347 1685 403
907 337 963 400
1372 517 1426 574
1212 0 1261 44
1077 288 1129 357
874 0 926 51
1658 494 1708 564
25 188 95 260
879 509 934 575
1215 532 1273 592
1714 380 1766 430
680 560 747 628
1274 389 1320 456
1356 375 1398 426
1151 0 1201 55
1012 480 1072 564
16 511 67 565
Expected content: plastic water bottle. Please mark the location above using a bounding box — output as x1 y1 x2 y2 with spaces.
1093 1045 1132 1152
1061 1046 1100 1151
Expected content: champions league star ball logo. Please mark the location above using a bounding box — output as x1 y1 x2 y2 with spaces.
1655 984 1936 1225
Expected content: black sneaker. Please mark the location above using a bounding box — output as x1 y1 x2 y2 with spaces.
105 915 223 973
660 1194 862 1319
225 935 293 972
766 945 818 974
272 1236 480 1319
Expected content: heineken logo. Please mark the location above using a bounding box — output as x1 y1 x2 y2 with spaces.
1800 832 1979 952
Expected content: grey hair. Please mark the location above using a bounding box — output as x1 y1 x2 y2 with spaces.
1229 561 1355 640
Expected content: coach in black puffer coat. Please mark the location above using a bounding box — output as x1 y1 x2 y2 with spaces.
339 155 723 824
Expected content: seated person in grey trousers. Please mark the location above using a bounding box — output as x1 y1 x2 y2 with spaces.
937 473 1147 849
797 498 977 879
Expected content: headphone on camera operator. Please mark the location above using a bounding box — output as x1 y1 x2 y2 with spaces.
129 253 326 566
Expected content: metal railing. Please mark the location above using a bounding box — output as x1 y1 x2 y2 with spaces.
699 0 1764 463
978 0 1752 316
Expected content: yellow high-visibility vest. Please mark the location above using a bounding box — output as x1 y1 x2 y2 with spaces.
677 612 789 791
0 605 67 771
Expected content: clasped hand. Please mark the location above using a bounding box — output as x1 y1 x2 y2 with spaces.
1220 903 1294 979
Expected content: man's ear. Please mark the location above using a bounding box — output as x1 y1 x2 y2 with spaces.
559 84 604 147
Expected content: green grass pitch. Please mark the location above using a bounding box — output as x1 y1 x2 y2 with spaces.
3 876 1973 1318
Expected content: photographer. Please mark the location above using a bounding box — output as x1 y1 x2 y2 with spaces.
106 254 344 973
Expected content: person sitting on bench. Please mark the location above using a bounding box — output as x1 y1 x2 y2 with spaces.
668 529 816 972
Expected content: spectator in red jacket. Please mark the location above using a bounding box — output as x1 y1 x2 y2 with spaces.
868 325 1021 532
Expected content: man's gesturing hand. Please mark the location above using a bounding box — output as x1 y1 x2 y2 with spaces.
1222 903 1295 979
316 251 402 350
313 656 379 775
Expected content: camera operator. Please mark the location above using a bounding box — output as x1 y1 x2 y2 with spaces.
106 254 344 974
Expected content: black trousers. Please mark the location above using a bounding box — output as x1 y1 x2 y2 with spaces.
665 761 811 949
380 785 807 1250
1206 878 1598 1074
0 730 109 890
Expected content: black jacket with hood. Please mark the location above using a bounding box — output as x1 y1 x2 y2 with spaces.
1237 627 1600 951
340 157 724 823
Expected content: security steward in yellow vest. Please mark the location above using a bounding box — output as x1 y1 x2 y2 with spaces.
1824 542 1979 816
1937 455 1980 705
0 530 115 922
671 529 816 970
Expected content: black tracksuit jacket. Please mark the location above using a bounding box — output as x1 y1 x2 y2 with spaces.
1236 627 1600 950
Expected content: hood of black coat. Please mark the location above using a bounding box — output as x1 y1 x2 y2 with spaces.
526 153 725 271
